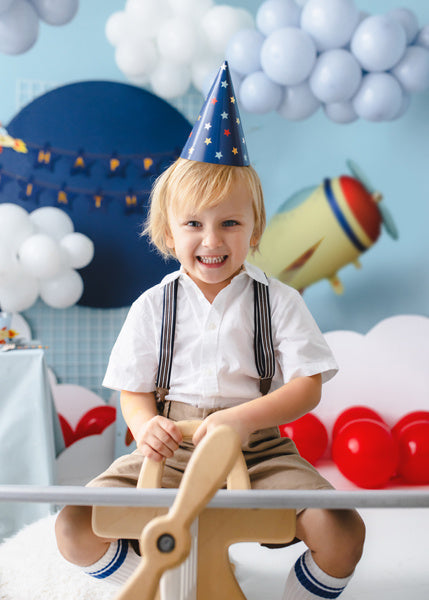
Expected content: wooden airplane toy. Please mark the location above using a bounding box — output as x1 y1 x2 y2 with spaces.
92 420 297 600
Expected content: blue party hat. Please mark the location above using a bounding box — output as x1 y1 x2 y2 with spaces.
181 62 250 166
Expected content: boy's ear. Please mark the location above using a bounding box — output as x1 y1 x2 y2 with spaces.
165 229 175 249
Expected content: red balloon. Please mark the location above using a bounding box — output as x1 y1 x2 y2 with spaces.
332 418 398 488
75 405 116 440
396 421 429 485
279 413 328 465
332 406 384 440
392 411 429 439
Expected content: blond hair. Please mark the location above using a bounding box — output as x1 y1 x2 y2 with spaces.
143 158 265 258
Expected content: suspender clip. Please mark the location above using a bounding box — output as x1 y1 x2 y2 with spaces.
155 387 170 415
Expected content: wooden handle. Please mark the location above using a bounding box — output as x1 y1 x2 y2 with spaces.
117 425 241 600
137 419 250 490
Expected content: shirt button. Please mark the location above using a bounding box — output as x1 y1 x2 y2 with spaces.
207 322 217 331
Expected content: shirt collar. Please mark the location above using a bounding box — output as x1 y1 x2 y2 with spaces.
159 261 269 288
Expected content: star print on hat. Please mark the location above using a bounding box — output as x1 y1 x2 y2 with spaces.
181 61 250 167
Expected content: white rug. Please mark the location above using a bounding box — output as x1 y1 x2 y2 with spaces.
0 514 116 600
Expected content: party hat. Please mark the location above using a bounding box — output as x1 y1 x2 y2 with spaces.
181 61 250 166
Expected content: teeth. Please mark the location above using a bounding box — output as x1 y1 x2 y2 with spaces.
199 256 225 264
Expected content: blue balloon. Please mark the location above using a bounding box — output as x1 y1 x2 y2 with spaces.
239 71 283 114
351 15 407 72
309 49 362 103
391 45 429 93
256 0 301 36
352 73 403 122
226 28 264 76
277 81 320 120
261 27 316 86
324 101 358 124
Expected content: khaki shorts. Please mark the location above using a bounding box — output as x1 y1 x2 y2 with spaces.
88 400 333 497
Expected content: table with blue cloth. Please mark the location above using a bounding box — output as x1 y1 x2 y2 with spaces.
0 348 64 539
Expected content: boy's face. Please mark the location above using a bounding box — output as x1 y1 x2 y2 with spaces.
166 180 258 300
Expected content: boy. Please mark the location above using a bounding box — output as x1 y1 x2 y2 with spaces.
56 63 365 599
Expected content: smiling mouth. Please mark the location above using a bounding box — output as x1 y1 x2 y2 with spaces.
197 255 227 265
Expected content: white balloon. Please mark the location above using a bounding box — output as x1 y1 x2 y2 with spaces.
0 264 39 312
60 233 94 269
201 5 254 54
0 203 34 250
115 38 158 77
416 25 429 50
29 207 74 241
351 15 407 72
156 17 198 65
40 269 83 309
387 7 419 45
256 0 301 36
277 81 320 120
226 28 264 76
105 11 128 46
168 0 213 20
31 0 78 26
125 0 170 39
239 71 283 114
300 0 359 52
18 234 63 280
191 54 224 92
352 73 403 122
309 49 362 103
261 27 316 86
391 46 429 93
324 101 358 123
0 244 18 283
0 0 39 55
149 60 191 99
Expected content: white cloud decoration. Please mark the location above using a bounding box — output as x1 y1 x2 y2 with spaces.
226 0 429 123
0 204 94 311
105 0 254 99
0 0 79 55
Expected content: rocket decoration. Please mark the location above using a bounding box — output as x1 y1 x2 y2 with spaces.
181 61 250 167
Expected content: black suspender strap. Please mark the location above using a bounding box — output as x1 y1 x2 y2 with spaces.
155 278 179 413
253 279 275 396
155 276 276 413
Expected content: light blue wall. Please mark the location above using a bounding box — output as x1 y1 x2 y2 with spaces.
1 0 428 345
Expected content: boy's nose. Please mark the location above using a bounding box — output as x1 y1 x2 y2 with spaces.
202 229 222 248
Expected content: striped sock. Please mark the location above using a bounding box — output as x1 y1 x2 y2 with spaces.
83 539 141 586
283 550 353 599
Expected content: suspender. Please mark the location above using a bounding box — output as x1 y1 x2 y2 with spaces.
155 278 275 412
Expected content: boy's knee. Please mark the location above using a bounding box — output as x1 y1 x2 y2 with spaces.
55 505 94 563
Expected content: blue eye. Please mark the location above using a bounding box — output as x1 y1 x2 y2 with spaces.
223 220 239 227
186 220 201 227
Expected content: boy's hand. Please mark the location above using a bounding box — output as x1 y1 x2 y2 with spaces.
192 408 250 447
135 415 183 462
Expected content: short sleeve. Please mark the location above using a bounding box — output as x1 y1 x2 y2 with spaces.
269 280 338 384
102 291 160 392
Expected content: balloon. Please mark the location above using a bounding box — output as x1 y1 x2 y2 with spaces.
279 413 328 465
149 60 191 99
388 91 411 121
0 0 39 55
277 80 320 120
391 46 429 93
324 101 358 124
261 27 316 86
75 406 117 440
0 264 39 312
60 233 94 269
168 0 214 20
226 28 264 76
239 71 283 114
200 5 254 55
0 244 17 283
29 207 74 242
192 54 225 93
396 421 429 485
256 0 301 36
115 38 158 77
0 0 13 15
125 0 170 39
0 203 34 250
300 0 359 52
332 419 398 488
332 406 385 440
40 269 84 309
415 25 429 50
156 17 198 65
387 7 419 45
309 49 362 103
392 411 429 439
31 0 78 26
18 233 63 280
105 11 128 46
352 73 403 122
350 15 407 72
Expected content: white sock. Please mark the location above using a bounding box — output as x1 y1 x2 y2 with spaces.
83 539 141 586
283 550 353 599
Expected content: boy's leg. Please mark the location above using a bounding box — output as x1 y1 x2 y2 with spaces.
283 508 365 599
55 505 141 586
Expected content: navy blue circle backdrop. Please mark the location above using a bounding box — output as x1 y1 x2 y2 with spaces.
0 81 191 308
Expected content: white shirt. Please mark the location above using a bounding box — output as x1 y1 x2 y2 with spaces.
102 262 338 408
